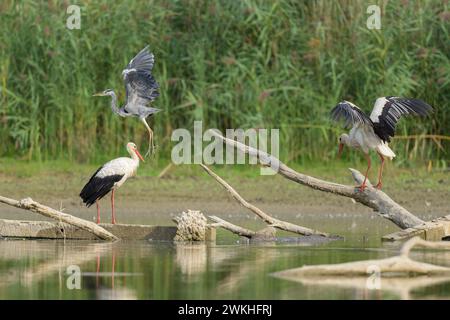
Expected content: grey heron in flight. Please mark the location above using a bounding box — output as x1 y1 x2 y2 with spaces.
93 46 161 156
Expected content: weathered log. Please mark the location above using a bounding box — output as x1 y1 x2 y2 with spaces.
209 215 277 241
399 236 450 256
273 237 450 279
209 215 256 238
200 164 330 237
0 196 118 241
383 215 450 242
274 274 450 300
210 130 424 229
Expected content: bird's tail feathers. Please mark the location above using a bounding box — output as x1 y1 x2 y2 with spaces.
377 142 396 160
144 107 162 117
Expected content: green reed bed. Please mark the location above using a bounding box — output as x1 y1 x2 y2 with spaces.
0 0 448 167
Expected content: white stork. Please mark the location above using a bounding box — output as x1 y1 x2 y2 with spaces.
330 96 433 191
80 142 144 224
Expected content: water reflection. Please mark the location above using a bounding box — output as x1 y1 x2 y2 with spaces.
215 246 282 294
0 239 449 299
0 241 109 288
275 275 450 300
175 243 207 277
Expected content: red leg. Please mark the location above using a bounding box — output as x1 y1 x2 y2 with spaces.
357 153 371 192
96 200 100 224
375 152 385 189
111 189 116 225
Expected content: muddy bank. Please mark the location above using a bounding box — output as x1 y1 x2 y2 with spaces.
0 169 447 239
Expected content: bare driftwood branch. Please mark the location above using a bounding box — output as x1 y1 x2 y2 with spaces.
209 215 278 241
399 236 450 257
383 215 450 242
0 195 118 241
210 130 424 229
200 164 330 237
209 215 256 238
274 237 450 280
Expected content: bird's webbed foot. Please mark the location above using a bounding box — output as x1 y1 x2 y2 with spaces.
375 182 383 190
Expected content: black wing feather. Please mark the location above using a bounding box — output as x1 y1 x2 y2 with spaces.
79 167 124 207
370 97 433 142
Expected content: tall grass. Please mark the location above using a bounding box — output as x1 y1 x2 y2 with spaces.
0 0 448 166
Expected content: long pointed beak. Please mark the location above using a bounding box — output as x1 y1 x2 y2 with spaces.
135 149 145 162
93 92 104 96
337 143 344 159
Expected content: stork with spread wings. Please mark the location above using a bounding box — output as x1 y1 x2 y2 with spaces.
330 97 433 191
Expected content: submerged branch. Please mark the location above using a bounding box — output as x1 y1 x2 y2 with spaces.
274 237 450 279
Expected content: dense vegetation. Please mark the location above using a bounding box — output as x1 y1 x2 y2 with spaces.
0 0 448 167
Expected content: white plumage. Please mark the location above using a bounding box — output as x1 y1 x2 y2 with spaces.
345 124 396 159
95 157 139 188
331 96 433 191
80 142 144 224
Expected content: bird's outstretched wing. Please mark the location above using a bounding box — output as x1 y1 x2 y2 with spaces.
122 46 160 113
370 97 433 142
330 101 372 128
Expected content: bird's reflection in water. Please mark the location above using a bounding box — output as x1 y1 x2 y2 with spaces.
83 246 141 300
0 241 110 289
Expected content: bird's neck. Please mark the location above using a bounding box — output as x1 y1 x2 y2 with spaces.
127 149 141 163
109 91 120 114
345 136 359 148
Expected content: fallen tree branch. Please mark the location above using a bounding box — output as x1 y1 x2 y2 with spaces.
209 215 256 238
200 164 330 237
209 215 279 241
0 196 118 241
383 215 450 242
274 237 450 279
210 130 424 229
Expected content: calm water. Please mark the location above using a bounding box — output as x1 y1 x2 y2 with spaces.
1 214 450 300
